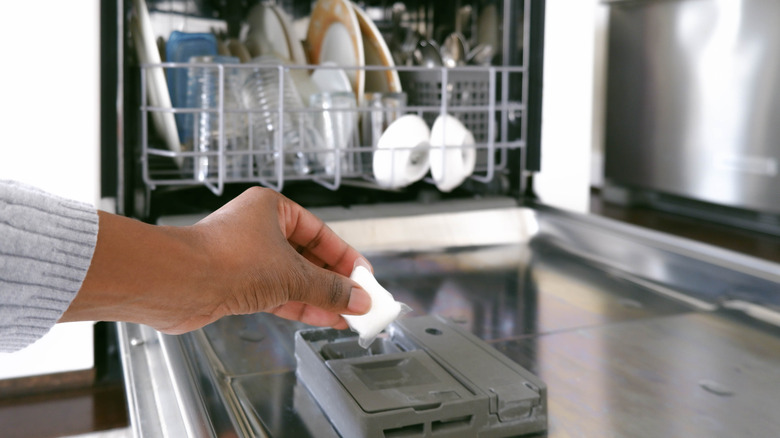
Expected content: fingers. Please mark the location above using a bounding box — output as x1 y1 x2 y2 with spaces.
353 256 374 274
276 194 373 319
279 196 364 277
287 260 372 315
271 302 349 329
196 187 374 328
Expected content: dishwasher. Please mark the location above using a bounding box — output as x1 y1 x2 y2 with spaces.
104 0 780 437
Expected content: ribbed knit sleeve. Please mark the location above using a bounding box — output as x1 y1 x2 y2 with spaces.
0 180 99 352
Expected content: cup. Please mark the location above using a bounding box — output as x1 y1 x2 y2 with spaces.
310 91 360 177
372 114 431 189
429 114 477 192
240 55 323 178
184 55 245 181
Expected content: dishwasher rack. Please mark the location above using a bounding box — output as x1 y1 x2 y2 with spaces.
138 63 528 196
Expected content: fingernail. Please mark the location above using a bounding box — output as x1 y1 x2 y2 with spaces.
353 256 373 273
347 287 372 314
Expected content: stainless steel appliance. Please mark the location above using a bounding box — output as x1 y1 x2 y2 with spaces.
602 0 780 234
104 1 780 437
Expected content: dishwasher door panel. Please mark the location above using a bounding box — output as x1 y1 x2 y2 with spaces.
119 206 780 437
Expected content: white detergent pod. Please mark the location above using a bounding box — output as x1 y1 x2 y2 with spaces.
342 265 410 348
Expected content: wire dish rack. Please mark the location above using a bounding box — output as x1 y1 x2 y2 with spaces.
139 63 527 196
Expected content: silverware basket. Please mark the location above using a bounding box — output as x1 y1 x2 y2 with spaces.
400 69 493 143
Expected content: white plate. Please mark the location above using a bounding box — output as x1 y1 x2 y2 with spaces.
430 114 477 192
270 4 308 65
310 61 352 94
131 0 182 165
245 3 290 60
352 3 402 94
307 0 364 103
301 62 351 119
373 114 431 189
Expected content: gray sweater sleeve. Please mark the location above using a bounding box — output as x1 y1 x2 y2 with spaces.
0 180 99 352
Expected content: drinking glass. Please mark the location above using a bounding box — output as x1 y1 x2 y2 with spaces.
310 91 359 177
184 55 245 181
240 56 323 178
361 92 407 172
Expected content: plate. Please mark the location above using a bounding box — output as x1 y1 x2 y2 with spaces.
352 3 402 94
429 114 476 192
245 3 290 60
307 0 364 102
310 61 352 94
373 114 431 189
270 4 308 65
130 0 182 165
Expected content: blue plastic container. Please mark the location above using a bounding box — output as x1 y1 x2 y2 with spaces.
165 31 218 143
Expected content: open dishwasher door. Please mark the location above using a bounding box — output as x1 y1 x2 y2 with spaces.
119 202 780 437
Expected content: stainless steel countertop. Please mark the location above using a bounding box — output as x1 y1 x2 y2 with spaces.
119 203 780 437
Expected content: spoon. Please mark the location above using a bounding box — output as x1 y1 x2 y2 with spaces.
441 32 468 68
467 43 495 66
413 38 442 68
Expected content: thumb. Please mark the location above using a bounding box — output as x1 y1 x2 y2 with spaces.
294 265 372 315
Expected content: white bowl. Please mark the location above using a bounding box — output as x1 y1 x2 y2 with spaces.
372 115 431 189
430 114 477 192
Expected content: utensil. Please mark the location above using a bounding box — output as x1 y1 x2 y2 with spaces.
412 38 442 68
441 32 468 68
466 43 495 66
391 27 420 66
227 39 251 63
388 4 418 66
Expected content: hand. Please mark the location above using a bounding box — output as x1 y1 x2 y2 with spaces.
60 187 372 334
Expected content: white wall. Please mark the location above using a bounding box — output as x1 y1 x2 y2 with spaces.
0 2 100 378
535 0 599 213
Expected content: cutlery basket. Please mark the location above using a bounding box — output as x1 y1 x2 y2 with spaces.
400 69 494 144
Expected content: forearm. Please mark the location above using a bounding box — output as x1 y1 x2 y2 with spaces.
60 187 369 336
59 212 220 332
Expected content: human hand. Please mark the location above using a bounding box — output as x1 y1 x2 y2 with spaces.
192 187 372 330
61 187 371 334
